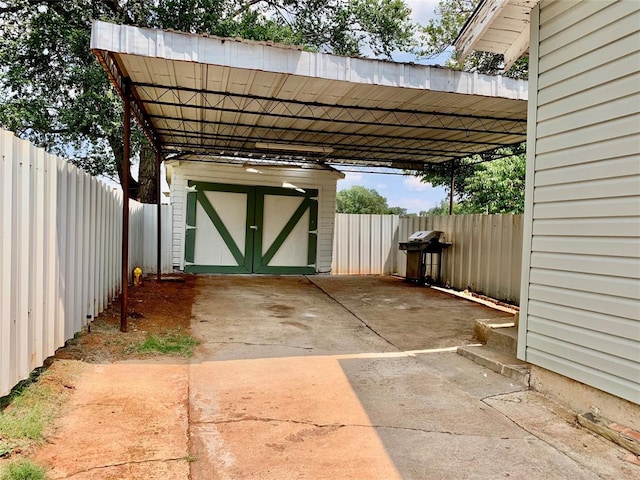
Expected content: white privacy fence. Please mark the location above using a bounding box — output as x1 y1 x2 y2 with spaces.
332 214 400 275
332 213 524 304
0 130 171 397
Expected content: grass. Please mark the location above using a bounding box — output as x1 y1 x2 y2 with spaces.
134 330 199 357
0 373 51 457
0 460 46 480
0 362 80 457
183 453 198 463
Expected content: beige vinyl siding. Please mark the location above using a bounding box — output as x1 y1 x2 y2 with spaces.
520 0 640 404
167 162 341 273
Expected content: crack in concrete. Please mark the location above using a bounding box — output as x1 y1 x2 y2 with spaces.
481 389 529 403
60 457 186 479
205 340 314 350
479 394 600 474
305 276 401 351
195 417 508 439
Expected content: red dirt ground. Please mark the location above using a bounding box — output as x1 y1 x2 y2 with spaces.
54 275 197 363
0 275 197 476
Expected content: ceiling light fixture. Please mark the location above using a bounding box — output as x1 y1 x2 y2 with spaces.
255 142 333 154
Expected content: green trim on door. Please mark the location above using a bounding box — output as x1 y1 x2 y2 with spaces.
189 181 255 194
184 228 196 263
254 265 316 274
186 191 197 226
185 264 252 274
185 182 318 274
307 198 318 266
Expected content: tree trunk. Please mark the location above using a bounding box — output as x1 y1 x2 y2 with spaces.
137 141 157 203
109 134 139 200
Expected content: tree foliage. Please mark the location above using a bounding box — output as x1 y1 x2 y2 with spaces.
417 0 528 79
458 153 525 214
415 0 529 214
0 0 416 201
421 154 526 215
336 185 404 214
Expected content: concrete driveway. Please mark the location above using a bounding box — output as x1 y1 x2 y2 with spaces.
35 275 637 479
188 275 635 479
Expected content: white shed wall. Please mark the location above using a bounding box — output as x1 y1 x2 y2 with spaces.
520 0 640 404
167 162 341 273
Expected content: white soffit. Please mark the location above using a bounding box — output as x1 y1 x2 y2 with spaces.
91 20 528 170
456 0 540 70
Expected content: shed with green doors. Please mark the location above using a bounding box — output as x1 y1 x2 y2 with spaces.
166 161 344 275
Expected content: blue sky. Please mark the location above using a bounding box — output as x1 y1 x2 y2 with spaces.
335 0 449 213
337 169 446 214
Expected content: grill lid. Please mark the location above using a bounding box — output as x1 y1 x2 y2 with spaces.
408 230 442 243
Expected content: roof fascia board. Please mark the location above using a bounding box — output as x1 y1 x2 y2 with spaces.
455 0 510 62
455 0 540 63
90 20 527 101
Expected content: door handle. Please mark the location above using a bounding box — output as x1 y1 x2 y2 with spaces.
249 225 258 230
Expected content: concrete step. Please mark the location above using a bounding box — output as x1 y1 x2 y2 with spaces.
457 344 531 386
474 318 518 355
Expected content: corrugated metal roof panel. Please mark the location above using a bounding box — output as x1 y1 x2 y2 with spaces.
91 20 528 169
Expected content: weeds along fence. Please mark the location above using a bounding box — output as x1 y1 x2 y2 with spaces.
0 130 171 397
332 213 523 304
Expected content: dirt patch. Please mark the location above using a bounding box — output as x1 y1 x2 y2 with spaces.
55 275 197 363
1 275 197 476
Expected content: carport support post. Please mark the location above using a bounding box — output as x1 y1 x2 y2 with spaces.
156 149 162 281
449 160 455 215
121 80 131 333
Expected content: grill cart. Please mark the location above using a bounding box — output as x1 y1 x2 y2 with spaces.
398 230 451 285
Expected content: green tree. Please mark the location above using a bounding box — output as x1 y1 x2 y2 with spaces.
417 0 528 79
337 185 402 214
420 154 526 215
0 0 416 201
387 206 408 215
415 0 528 214
457 153 526 214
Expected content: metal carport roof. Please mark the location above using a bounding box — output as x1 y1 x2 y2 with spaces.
90 20 528 171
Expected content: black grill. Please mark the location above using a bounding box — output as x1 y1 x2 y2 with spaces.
399 231 451 285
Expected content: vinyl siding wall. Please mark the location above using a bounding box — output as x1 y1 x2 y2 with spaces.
167 162 341 273
520 0 640 404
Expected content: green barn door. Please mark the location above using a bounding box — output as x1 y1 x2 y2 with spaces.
184 182 318 274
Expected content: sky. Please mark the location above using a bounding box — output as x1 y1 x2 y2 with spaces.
127 0 449 211
334 0 448 214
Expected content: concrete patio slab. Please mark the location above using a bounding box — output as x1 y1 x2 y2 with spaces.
308 275 513 351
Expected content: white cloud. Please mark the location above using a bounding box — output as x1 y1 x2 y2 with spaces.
406 0 440 24
393 197 436 213
337 172 364 190
403 176 431 192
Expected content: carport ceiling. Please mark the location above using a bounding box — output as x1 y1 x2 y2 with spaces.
90 20 528 171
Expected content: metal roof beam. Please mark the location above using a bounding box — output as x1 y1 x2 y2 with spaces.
156 117 525 151
133 83 526 136
156 129 478 158
166 145 456 169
